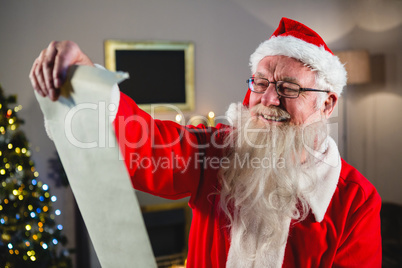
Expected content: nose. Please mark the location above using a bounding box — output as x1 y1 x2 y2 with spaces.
261 84 280 107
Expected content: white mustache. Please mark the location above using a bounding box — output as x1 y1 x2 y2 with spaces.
250 104 291 119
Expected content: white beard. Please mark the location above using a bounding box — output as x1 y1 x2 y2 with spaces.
219 103 328 268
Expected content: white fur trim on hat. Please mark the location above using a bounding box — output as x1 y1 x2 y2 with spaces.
250 36 347 96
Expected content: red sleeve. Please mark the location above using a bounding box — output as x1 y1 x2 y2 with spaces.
333 175 382 267
112 93 225 204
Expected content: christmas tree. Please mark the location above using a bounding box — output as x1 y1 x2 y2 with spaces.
0 84 72 268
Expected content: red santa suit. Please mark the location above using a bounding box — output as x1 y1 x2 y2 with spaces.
113 92 382 267
112 17 382 267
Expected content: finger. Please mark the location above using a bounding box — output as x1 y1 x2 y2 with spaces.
29 60 41 94
43 41 58 92
53 52 66 89
53 43 73 89
29 63 46 97
35 65 48 97
34 50 49 97
48 86 60 101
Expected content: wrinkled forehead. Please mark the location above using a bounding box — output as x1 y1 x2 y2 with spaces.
254 56 316 84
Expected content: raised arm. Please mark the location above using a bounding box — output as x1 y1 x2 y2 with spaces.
29 41 94 101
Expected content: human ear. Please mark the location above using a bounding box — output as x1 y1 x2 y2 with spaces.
321 92 338 118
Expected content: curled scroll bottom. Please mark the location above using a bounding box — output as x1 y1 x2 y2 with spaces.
35 65 157 268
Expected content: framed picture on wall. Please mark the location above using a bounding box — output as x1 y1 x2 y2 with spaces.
104 40 195 112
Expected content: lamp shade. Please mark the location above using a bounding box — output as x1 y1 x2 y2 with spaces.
335 50 371 85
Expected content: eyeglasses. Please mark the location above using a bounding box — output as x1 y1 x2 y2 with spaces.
247 77 330 99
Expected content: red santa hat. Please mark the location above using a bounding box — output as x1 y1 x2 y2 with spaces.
243 17 347 106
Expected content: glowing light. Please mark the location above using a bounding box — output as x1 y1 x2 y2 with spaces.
57 224 63 230
0 218 5 224
34 171 39 177
30 256 36 261
9 249 13 254
36 208 41 213
17 165 22 171
18 195 23 200
28 205 33 211
52 239 58 245
55 209 61 216
14 105 22 112
38 222 43 227
207 111 215 126
30 212 36 218
32 235 38 240
42 243 48 249
51 196 57 202
39 196 45 201
1 181 5 187
15 249 19 255
2 233 11 242
0 205 2 210
31 179 37 185
7 143 12 149
7 109 12 116
10 125 16 130
12 190 18 195
4 199 8 204
16 214 20 219
175 114 183 123
8 119 14 124
44 192 50 198
22 148 27 154
5 163 9 169
25 241 30 246
25 225 31 231
15 147 20 153
42 184 48 191
43 206 48 212
0 169 5 175
8 243 13 249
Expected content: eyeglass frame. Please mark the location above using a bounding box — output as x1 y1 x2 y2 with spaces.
246 77 330 99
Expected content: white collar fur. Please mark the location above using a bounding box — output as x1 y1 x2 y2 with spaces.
302 136 342 222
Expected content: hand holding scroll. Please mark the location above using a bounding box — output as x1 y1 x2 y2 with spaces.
29 41 94 101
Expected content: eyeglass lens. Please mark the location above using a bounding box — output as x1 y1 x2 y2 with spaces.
249 78 300 97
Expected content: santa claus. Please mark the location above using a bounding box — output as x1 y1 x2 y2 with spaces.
30 17 381 267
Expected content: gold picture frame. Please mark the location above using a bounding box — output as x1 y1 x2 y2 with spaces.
105 40 195 112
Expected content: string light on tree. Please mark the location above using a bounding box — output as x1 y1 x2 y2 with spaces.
0 84 72 267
